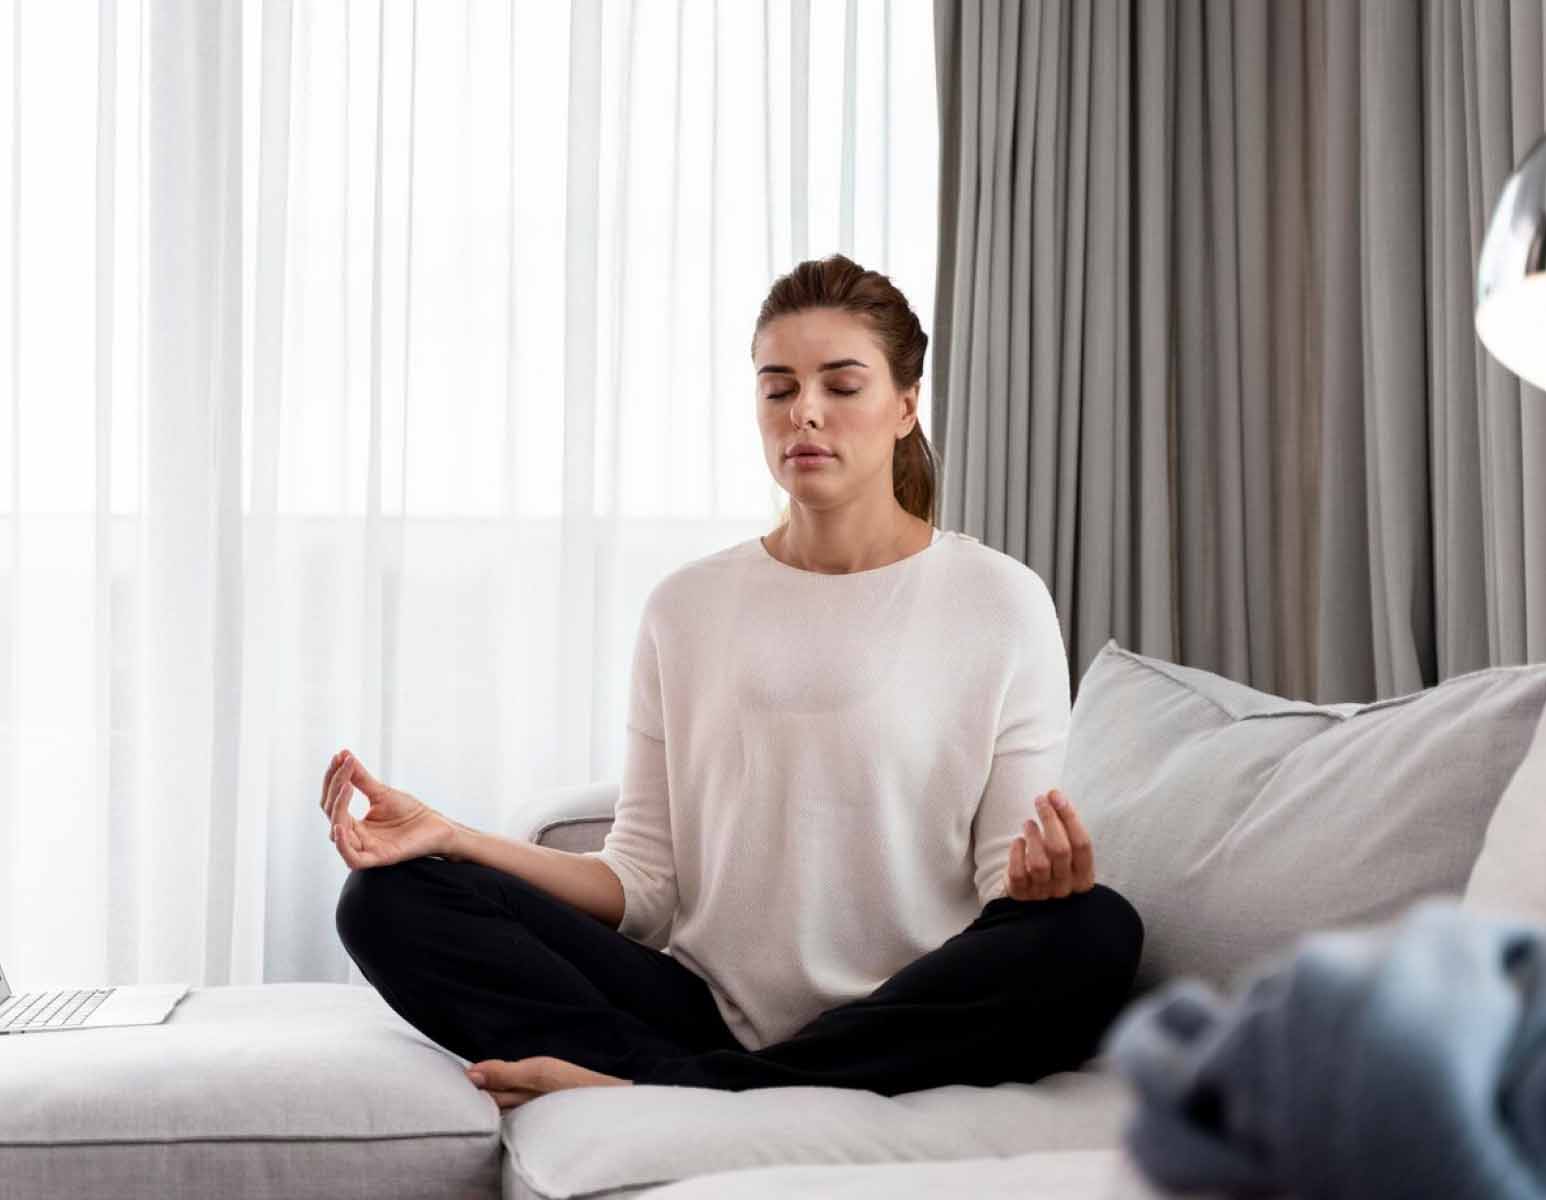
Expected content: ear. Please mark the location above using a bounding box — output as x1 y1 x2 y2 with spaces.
897 386 920 438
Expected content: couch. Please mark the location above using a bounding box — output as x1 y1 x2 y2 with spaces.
4 639 1543 1199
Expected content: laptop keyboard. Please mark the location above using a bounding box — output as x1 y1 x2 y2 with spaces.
0 988 114 1030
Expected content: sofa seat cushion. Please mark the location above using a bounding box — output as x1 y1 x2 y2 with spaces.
501 1056 1133 1200
632 1146 1266 1199
0 983 501 1200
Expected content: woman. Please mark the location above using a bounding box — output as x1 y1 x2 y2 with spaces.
330 254 1143 1110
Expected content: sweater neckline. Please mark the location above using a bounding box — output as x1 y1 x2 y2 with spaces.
755 526 947 577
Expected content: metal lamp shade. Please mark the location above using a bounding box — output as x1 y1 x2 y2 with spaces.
1476 131 1546 390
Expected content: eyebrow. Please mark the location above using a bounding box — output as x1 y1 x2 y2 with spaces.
756 358 869 376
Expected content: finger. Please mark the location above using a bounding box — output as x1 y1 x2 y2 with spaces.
320 751 345 813
345 752 381 795
331 820 355 866
1050 791 1096 891
1022 820 1053 901
1035 794 1074 898
326 760 343 823
329 762 355 834
326 750 364 822
342 813 367 860
327 782 342 838
1007 835 1028 901
332 814 368 867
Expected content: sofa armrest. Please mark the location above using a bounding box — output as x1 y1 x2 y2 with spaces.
509 780 621 850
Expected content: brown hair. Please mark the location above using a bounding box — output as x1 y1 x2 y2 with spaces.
750 253 938 529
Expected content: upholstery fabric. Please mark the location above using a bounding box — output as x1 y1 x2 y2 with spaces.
0 984 500 1200
1060 639 1546 995
630 1147 1230 1199
501 1059 1133 1200
1465 699 1546 924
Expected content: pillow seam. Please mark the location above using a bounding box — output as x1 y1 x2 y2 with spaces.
1102 642 1546 722
1102 645 1239 722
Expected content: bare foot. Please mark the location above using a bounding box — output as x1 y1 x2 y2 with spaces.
464 1056 634 1111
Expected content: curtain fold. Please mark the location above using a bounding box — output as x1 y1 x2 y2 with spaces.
933 0 1546 704
0 0 940 991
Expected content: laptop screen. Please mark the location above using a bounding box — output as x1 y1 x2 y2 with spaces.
0 959 10 1004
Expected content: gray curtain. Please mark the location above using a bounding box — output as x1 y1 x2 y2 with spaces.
931 0 1546 704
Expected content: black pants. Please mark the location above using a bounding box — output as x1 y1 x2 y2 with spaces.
334 855 1144 1096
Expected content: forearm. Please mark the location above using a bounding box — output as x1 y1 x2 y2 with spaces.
440 820 625 931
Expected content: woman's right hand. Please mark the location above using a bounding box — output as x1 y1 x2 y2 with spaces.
320 749 455 869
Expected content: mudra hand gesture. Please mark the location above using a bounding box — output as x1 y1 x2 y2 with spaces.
1005 788 1095 900
320 749 455 869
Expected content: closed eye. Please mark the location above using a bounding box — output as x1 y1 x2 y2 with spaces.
768 387 858 399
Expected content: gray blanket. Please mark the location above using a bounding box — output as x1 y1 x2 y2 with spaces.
1099 897 1546 1199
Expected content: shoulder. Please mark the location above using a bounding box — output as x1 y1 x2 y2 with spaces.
937 539 1067 699
639 539 756 627
938 531 1057 627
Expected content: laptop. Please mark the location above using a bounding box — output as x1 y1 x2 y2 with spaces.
0 957 188 1034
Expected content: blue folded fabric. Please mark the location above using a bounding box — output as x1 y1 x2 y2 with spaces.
1099 897 1546 1199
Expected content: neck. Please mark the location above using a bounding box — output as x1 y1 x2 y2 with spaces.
767 511 920 574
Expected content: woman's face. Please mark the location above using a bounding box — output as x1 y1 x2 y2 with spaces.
753 307 918 510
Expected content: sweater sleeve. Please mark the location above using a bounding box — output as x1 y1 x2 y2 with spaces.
582 599 678 944
971 570 1072 907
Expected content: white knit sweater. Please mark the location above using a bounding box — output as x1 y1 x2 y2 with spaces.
584 527 1072 1052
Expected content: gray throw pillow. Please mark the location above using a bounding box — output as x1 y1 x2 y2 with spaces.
1463 700 1546 924
1061 640 1546 995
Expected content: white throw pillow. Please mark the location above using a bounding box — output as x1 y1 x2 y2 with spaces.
1061 640 1546 995
1463 700 1546 924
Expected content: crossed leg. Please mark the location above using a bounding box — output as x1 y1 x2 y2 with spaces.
334 855 742 1080
628 885 1145 1095
335 856 1143 1098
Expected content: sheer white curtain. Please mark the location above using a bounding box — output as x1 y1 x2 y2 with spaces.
0 0 939 990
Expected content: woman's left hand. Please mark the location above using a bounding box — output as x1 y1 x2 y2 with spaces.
1005 788 1095 901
